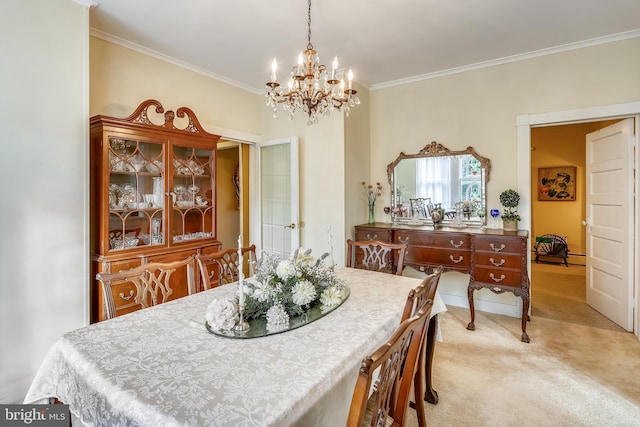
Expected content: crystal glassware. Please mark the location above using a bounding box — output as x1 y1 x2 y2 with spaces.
476 208 486 228
490 209 500 228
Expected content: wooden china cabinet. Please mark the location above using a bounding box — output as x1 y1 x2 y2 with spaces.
90 100 222 323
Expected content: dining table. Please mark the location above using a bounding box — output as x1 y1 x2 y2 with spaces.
24 267 447 426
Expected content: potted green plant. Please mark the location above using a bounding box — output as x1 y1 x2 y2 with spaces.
499 188 521 231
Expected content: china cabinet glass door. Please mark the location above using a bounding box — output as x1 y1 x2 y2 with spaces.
108 137 164 252
170 144 215 243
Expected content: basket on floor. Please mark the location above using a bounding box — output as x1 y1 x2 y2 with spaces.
535 234 569 266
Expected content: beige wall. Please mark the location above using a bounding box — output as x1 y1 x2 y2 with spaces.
371 38 640 214
90 37 261 133
259 106 348 264
370 37 640 316
0 0 90 403
344 82 372 242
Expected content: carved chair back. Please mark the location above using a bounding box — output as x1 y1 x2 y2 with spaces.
195 245 257 290
96 256 197 320
346 239 407 276
401 266 443 322
346 301 434 427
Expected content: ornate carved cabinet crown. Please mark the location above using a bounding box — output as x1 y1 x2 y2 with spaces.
90 100 222 322
354 223 530 341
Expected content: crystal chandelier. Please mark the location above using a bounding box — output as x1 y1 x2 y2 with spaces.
265 0 360 126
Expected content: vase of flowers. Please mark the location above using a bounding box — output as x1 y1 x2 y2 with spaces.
362 181 383 224
499 189 521 231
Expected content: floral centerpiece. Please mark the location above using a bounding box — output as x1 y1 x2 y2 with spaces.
205 248 347 332
362 181 383 224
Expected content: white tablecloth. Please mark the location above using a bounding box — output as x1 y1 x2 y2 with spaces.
24 267 446 427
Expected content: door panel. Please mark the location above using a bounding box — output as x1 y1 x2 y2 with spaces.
585 118 634 331
258 138 300 259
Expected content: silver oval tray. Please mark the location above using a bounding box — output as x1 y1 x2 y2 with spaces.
205 286 350 339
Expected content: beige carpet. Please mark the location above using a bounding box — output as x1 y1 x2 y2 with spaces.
530 262 626 332
404 306 640 426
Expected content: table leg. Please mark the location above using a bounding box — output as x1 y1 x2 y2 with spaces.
521 293 530 343
466 286 476 331
423 315 439 404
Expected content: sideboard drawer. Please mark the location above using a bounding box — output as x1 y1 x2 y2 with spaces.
472 266 523 288
473 237 522 254
395 231 471 249
473 252 522 270
355 226 392 242
405 246 471 270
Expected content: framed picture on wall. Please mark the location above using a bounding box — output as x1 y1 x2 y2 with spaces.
537 166 577 201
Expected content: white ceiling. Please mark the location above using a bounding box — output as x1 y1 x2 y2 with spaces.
89 0 640 93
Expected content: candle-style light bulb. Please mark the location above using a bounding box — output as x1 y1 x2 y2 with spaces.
347 68 353 90
297 52 303 75
271 58 278 82
331 56 339 80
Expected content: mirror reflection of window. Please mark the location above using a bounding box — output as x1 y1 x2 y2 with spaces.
460 156 482 203
416 157 452 209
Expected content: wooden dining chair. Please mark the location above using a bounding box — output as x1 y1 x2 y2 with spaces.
400 266 443 427
195 245 257 290
96 256 197 320
401 266 443 321
346 301 434 427
346 239 407 276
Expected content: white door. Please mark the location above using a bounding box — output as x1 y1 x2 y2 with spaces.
585 118 634 331
254 137 300 259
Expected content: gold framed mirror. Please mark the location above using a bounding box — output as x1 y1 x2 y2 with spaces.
386 141 491 226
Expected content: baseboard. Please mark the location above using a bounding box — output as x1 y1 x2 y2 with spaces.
440 292 522 318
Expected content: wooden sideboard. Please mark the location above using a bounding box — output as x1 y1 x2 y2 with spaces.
355 223 531 342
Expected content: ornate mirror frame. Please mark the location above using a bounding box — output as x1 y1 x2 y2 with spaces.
386 141 492 226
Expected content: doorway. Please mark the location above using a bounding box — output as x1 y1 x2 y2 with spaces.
216 141 240 249
516 101 640 338
530 121 626 331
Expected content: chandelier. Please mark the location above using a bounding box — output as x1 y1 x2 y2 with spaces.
265 0 360 126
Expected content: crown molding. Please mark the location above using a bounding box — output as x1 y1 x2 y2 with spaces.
71 0 98 7
371 29 640 91
89 28 262 95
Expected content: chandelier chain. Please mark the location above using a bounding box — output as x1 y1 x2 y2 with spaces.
307 0 313 50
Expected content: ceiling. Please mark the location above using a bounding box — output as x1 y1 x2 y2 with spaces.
89 0 640 93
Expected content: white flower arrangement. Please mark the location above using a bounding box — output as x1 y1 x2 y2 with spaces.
243 248 346 328
205 298 238 331
265 302 290 331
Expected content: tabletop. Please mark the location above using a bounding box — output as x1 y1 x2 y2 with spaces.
24 267 446 427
